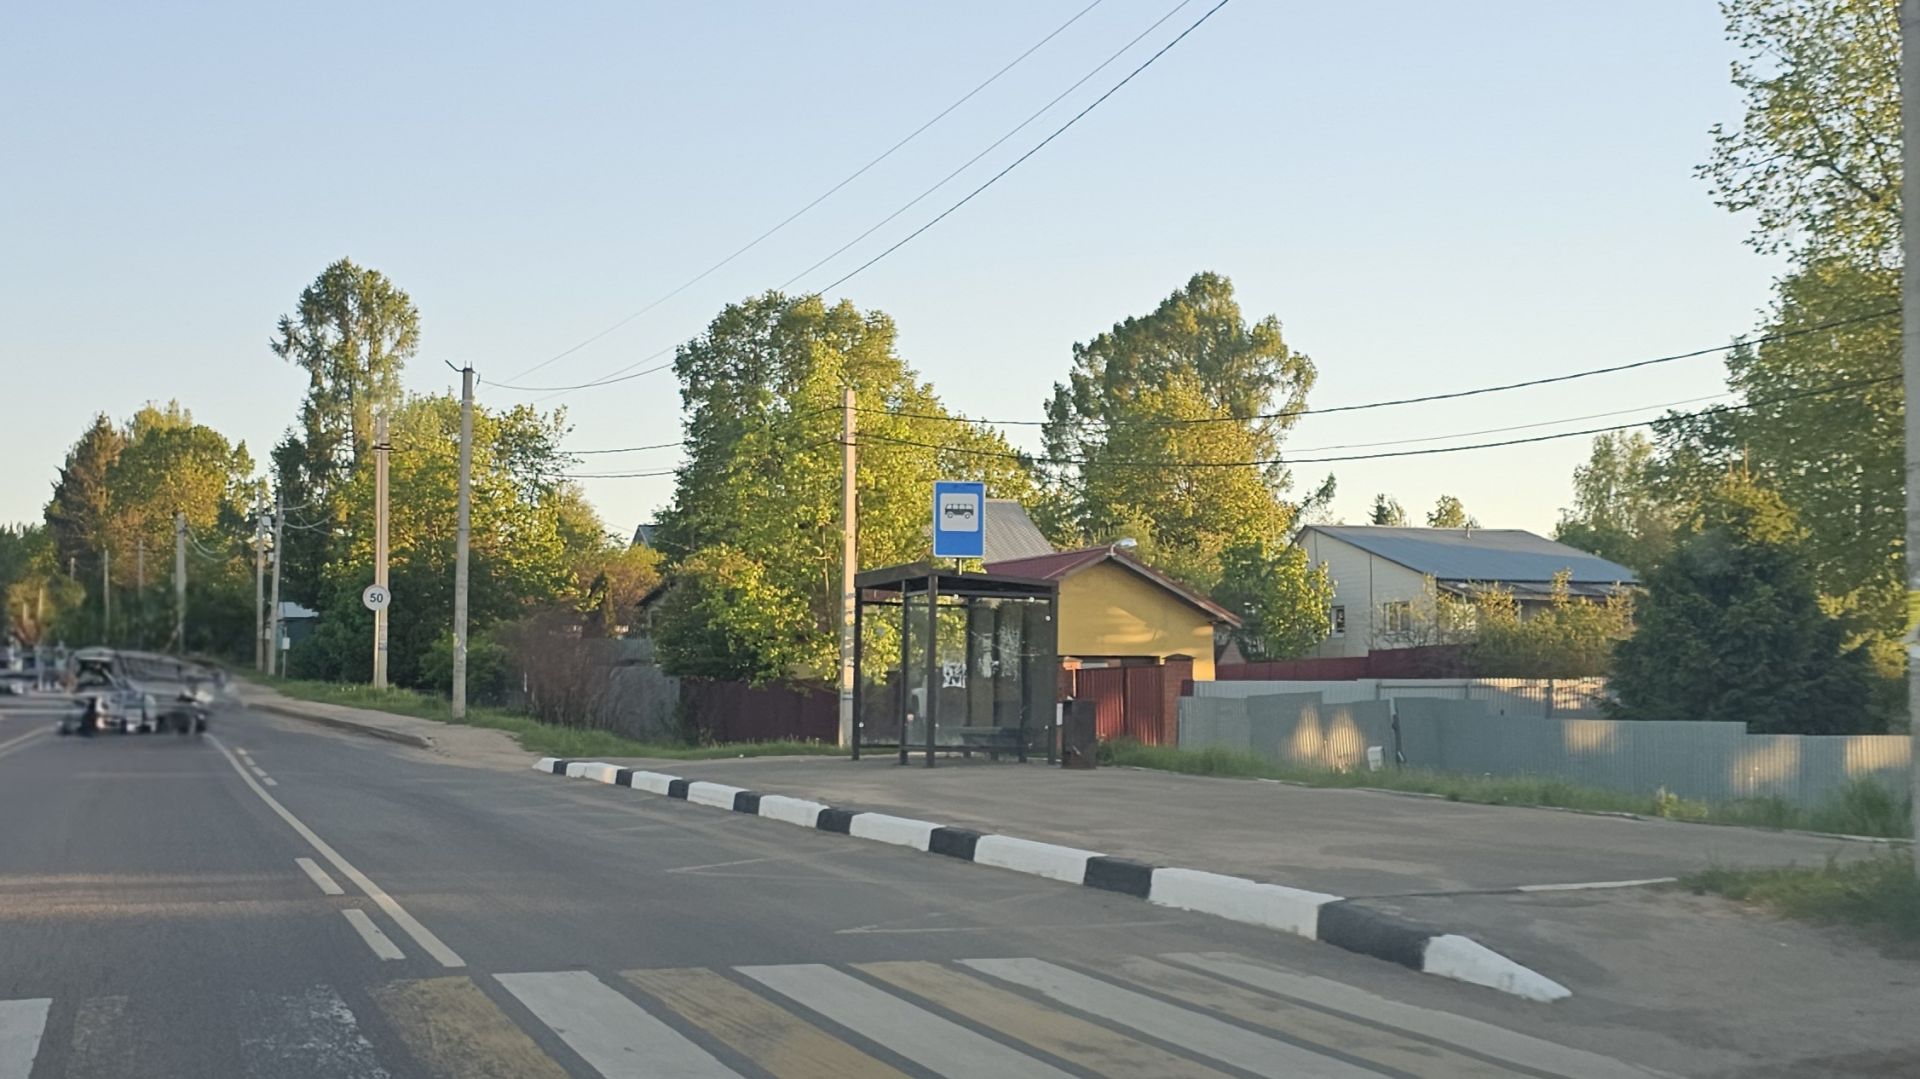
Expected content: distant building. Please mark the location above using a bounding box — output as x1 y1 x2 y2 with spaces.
631 522 659 549
1297 525 1636 658
981 499 1054 562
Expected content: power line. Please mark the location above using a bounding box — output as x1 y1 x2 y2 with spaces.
1279 391 1731 455
813 0 1232 296
778 0 1201 291
499 1 1106 386
566 439 687 456
850 373 1899 469
490 0 1227 402
850 308 1900 429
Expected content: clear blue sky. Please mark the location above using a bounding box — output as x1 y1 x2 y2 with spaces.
1 1 1779 542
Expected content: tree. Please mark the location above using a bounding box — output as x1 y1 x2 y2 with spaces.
1368 493 1407 526
1553 432 1677 571
1700 0 1899 266
270 259 421 602
1425 495 1476 530
1466 574 1633 678
1611 482 1878 734
1213 535 1333 660
44 415 125 576
653 291 1035 683
1041 272 1328 587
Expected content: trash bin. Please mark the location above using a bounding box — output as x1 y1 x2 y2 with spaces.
1059 699 1097 769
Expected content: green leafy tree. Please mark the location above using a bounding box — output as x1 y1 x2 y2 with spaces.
1701 0 1899 266
1213 535 1333 660
1611 482 1877 733
1041 272 1328 587
1425 495 1476 530
1368 494 1408 526
1466 574 1634 678
270 258 421 602
1554 432 1677 571
654 291 1035 682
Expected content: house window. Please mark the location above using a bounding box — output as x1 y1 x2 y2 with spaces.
1329 606 1346 638
1383 600 1414 635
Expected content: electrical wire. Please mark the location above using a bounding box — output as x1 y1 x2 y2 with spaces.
811 0 1232 296
1279 391 1730 455
498 1 1107 386
849 308 1900 429
777 0 1200 291
848 373 1899 469
566 439 687 456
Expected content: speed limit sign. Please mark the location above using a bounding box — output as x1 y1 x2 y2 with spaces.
361 584 392 612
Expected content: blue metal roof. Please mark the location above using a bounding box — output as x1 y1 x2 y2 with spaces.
1305 526 1637 585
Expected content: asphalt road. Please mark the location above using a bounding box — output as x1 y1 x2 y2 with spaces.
0 693 1665 1079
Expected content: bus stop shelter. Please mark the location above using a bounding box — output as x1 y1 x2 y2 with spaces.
852 562 1059 766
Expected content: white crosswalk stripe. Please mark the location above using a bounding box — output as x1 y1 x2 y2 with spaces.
0 998 50 1079
964 957 1383 1079
740 963 1078 1079
497 969 740 1078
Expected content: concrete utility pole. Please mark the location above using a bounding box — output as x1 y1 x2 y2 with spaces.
838 384 858 747
174 512 186 653
100 547 110 644
373 411 391 690
451 367 474 720
268 494 284 678
254 498 267 672
1902 0 1919 872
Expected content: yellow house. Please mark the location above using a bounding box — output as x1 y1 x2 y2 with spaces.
987 546 1240 680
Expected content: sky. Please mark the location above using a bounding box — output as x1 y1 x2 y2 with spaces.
0 1 1781 542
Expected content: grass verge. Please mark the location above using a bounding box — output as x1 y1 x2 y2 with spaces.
1684 857 1920 943
261 678 844 761
1097 738 1912 838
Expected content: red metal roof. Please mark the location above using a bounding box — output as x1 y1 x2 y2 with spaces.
986 546 1242 626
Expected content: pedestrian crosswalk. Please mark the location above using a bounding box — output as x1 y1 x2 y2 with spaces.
2 951 1657 1079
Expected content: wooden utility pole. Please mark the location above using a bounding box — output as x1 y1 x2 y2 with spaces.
838 384 858 747
451 367 474 719
1902 0 1919 872
373 411 390 690
174 512 186 652
268 494 285 677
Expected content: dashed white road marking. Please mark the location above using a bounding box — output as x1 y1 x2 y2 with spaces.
297 857 345 895
496 970 738 1078
262 777 279 787
248 763 269 777
0 998 51 1079
342 909 406 960
209 735 465 967
0 727 48 763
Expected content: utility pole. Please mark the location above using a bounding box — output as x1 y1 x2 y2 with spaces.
373 411 390 690
1902 0 1919 873
100 546 110 645
174 513 187 654
838 384 857 747
268 493 285 678
254 497 267 672
452 367 474 719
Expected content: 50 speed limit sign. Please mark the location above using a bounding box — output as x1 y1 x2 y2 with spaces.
361 584 392 612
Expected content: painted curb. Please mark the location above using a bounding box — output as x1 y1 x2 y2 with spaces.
530 758 1571 1001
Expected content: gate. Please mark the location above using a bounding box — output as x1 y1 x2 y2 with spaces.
1076 667 1129 741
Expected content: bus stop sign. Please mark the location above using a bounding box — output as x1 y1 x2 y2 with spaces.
931 481 985 559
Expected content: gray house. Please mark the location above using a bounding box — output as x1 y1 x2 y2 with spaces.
1297 526 1636 658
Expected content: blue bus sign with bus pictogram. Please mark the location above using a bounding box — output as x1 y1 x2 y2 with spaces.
931 481 986 559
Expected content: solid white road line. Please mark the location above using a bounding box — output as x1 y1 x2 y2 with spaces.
1162 953 1659 1079
0 999 51 1079
297 857 345 895
739 964 1075 1079
209 735 466 968
238 986 390 1079
342 909 406 960
962 958 1377 1079
496 971 738 1079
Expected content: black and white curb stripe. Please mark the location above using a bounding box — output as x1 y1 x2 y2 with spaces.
537 757 1570 1002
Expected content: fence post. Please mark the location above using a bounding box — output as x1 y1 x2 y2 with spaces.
1546 677 1556 720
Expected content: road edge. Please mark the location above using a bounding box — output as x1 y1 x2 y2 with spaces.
250 699 435 750
536 756 1572 1003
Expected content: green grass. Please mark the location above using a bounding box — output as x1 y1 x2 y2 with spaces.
262 678 845 761
1685 856 1920 943
1097 738 1913 837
